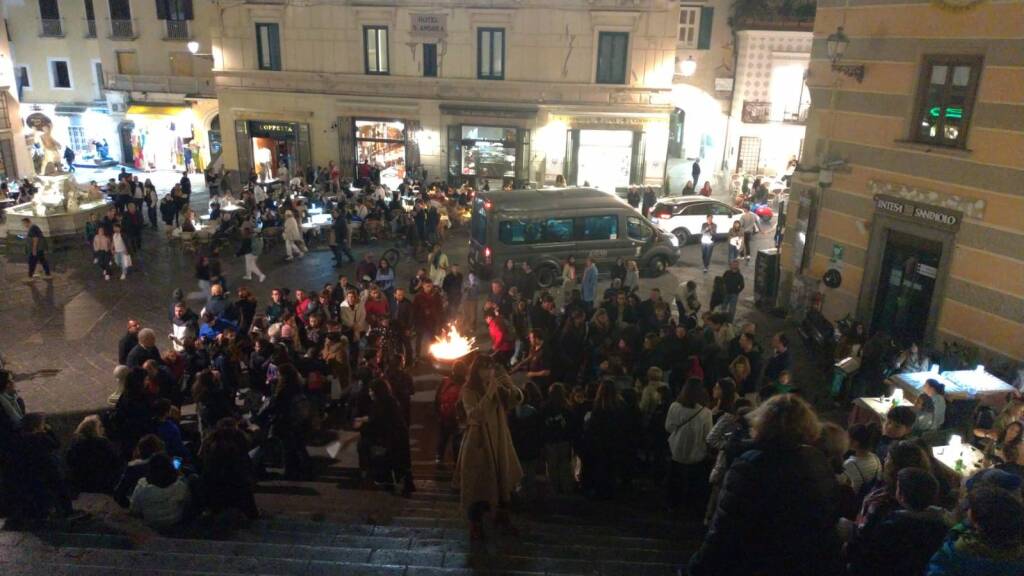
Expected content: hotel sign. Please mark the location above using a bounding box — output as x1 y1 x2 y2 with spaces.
410 13 447 39
874 194 961 231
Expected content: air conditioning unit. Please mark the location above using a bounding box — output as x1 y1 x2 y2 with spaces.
110 102 127 113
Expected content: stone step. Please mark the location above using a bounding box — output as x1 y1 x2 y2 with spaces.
0 540 683 575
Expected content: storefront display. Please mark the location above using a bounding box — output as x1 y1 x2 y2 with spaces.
234 120 311 182
21 106 120 171
577 129 633 192
447 125 529 189
122 105 196 172
355 119 406 190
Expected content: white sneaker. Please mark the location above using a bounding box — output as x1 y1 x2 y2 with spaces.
105 274 110 281
120 273 126 280
243 276 252 281
259 275 266 283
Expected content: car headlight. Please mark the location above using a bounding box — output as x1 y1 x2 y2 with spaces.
668 234 679 247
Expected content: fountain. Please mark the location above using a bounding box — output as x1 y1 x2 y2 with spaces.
6 113 108 238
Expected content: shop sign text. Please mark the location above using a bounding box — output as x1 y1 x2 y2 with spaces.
874 194 960 230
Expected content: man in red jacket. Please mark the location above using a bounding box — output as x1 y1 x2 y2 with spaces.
484 308 515 367
413 279 445 361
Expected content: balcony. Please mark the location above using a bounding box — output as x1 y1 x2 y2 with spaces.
108 18 137 40
163 20 190 40
742 100 771 124
85 19 97 38
742 100 810 124
39 18 64 38
106 73 216 98
731 0 816 32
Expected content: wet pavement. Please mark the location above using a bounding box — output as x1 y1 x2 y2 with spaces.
0 176 812 420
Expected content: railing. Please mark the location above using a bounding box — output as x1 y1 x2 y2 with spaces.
106 73 216 97
39 18 64 38
731 1 816 32
85 19 97 38
742 100 772 124
781 105 810 125
163 20 190 40
108 18 136 40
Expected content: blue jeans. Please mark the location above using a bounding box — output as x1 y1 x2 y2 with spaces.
701 243 714 269
724 293 738 321
728 243 739 263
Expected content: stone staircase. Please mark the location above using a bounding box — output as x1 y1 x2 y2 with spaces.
0 369 704 575
0 457 703 576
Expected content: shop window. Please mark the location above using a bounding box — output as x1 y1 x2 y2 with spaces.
478 28 505 80
596 32 628 85
354 119 407 190
423 43 437 77
913 55 982 149
256 23 281 71
49 59 72 89
364 26 389 75
579 215 618 241
627 217 651 241
116 50 138 75
68 126 87 152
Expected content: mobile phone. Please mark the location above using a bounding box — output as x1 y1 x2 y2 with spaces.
172 456 183 471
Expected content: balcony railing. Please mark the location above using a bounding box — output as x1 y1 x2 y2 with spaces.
163 20 190 40
731 0 816 32
742 100 772 124
85 19 97 38
742 100 810 124
106 73 216 98
39 18 64 38
108 18 137 40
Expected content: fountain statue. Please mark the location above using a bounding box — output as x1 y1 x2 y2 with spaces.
5 113 107 238
24 113 100 217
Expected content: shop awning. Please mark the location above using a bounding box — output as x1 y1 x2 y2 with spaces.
126 104 189 117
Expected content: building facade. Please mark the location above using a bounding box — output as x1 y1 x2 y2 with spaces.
211 0 678 192
782 0 1024 364
667 0 813 195
0 16 32 180
3 0 217 175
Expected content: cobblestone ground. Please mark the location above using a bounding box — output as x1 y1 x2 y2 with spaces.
0 179 817 423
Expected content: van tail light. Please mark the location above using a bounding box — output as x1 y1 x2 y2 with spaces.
484 200 493 210
483 246 493 265
654 210 671 220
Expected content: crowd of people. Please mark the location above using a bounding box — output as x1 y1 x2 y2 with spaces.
0 166 1022 575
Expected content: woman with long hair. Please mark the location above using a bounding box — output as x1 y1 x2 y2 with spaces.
665 378 712 516
582 381 629 500
454 355 523 541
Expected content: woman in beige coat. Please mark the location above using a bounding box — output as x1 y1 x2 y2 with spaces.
454 354 523 541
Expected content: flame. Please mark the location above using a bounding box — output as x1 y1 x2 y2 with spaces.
430 324 476 361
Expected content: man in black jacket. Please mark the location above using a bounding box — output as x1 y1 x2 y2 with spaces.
126 328 161 369
118 319 141 365
331 208 354 266
722 259 745 322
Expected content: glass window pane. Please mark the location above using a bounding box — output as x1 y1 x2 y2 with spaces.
481 33 491 76
494 32 503 76
952 65 971 87
544 218 573 242
378 30 388 72
930 65 948 85
366 29 378 71
581 215 618 241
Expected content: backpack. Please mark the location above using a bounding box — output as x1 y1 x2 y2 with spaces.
438 379 461 424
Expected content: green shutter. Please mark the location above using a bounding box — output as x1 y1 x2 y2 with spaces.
697 7 714 50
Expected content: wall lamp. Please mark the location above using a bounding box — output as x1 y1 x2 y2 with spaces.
187 41 214 59
826 26 864 83
678 56 697 78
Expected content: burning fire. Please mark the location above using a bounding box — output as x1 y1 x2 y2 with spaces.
430 324 476 361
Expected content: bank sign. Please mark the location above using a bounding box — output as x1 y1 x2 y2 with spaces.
874 194 961 230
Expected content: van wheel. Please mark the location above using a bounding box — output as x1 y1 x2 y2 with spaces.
648 255 669 277
672 228 691 245
536 265 559 288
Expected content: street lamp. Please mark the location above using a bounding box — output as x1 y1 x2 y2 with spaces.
678 56 697 78
826 26 864 83
187 40 200 55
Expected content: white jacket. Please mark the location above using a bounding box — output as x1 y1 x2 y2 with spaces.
130 478 190 528
283 215 302 241
665 403 712 464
